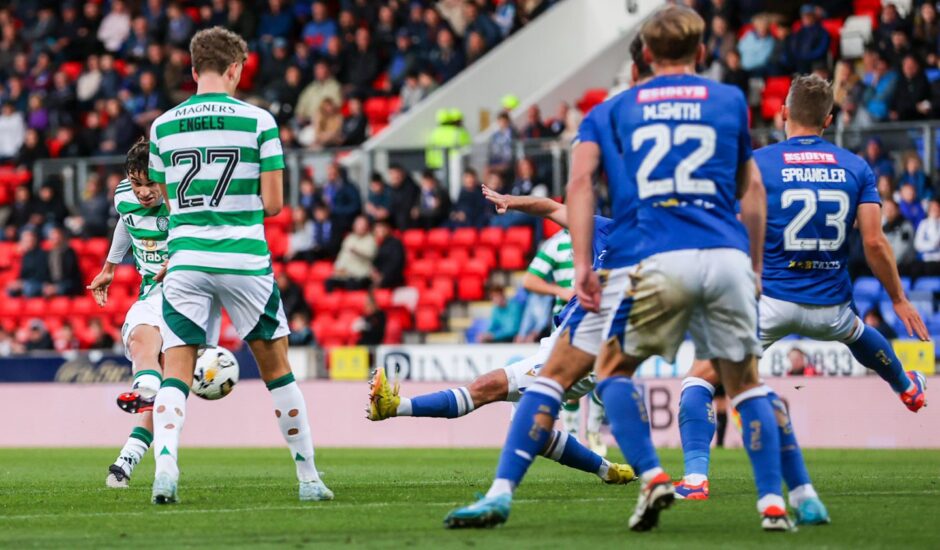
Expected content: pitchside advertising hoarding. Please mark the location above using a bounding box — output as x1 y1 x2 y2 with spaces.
370 339 935 382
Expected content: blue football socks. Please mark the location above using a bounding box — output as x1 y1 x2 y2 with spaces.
597 376 661 478
678 378 716 481
847 324 913 394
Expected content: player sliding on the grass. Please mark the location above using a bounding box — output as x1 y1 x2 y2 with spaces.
674 74 929 514
368 190 636 486
147 27 331 504
88 139 168 488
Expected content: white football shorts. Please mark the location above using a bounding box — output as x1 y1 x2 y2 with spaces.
161 270 289 351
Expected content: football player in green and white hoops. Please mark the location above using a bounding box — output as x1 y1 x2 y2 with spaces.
88 139 168 488
147 27 331 504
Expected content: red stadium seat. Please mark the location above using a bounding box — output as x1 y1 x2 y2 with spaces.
314 292 342 315
761 95 784 120
68 238 85 256
112 264 139 287
543 218 562 239
84 238 109 260
71 296 97 317
764 76 792 97
415 307 442 332
402 229 426 250
418 289 447 312
266 227 288 259
370 121 389 136
499 246 527 271
373 288 392 309
309 261 334 282
407 258 434 280
48 296 71 317
822 18 843 57
436 258 459 279
473 248 496 271
304 281 326 306
384 316 403 343
364 97 390 124
285 261 309 284
24 298 46 319
457 275 485 302
451 227 477 248
386 306 413 331
446 247 471 265
340 291 368 315
577 88 608 115
265 206 293 231
505 226 533 251
463 259 489 279
0 297 22 320
238 52 260 91
61 61 83 82
478 227 504 249
426 228 450 251
429 276 455 302
387 95 402 115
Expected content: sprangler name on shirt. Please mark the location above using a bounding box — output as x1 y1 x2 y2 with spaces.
781 167 847 183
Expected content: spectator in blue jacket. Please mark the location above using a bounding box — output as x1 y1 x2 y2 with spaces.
450 168 488 228
737 15 776 75
792 4 830 73
322 162 362 235
899 153 933 201
464 2 500 51
862 137 896 180
479 286 523 343
303 1 338 55
860 51 898 122
258 0 296 54
429 28 465 83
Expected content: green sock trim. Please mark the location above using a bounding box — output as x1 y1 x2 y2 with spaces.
561 402 581 412
266 372 295 391
134 369 163 381
161 377 190 398
130 427 153 446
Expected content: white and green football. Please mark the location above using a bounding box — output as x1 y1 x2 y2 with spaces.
192 346 239 400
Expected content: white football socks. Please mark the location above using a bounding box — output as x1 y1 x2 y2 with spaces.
114 426 152 477
788 483 819 508
132 368 162 400
268 374 320 483
152 379 189 479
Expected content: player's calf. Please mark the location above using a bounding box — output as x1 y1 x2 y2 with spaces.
107 425 153 488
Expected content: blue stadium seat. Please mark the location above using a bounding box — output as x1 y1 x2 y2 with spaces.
464 318 490 343
900 277 912 294
854 276 883 301
927 312 940 335
853 298 874 317
913 276 940 293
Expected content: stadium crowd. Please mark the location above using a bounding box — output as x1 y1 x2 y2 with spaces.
1 0 940 353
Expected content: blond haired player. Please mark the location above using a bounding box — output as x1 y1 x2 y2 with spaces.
147 27 331 504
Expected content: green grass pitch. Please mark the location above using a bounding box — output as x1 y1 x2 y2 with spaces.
1 448 938 548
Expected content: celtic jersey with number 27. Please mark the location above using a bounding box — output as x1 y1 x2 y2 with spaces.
113 178 169 296
148 92 285 276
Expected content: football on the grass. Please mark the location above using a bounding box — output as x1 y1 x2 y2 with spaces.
192 346 239 400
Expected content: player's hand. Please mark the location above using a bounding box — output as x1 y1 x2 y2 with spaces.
154 262 168 283
482 184 509 214
558 287 576 302
86 270 113 307
575 270 602 313
893 299 929 341
753 273 762 298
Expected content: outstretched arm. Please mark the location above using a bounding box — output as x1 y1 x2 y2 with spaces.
87 218 132 306
482 184 568 228
260 170 284 217
857 203 929 340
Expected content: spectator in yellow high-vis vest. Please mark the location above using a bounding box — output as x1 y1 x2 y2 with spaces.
425 108 470 170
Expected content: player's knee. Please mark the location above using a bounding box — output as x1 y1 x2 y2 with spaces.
469 371 508 405
595 338 636 380
127 327 161 364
